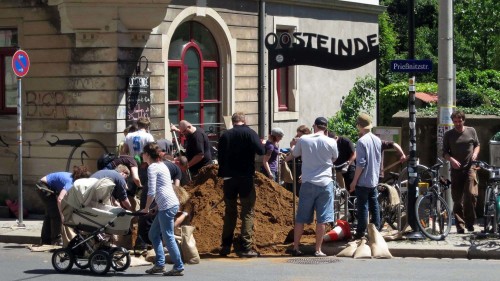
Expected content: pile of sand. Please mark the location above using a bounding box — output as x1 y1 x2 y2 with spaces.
183 164 304 256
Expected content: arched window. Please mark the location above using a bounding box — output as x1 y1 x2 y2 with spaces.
168 21 220 133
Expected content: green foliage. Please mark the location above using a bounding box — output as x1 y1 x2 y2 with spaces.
493 132 500 142
328 76 376 142
378 12 400 86
455 0 500 70
456 70 500 108
379 82 438 125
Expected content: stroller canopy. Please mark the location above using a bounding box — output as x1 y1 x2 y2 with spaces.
61 178 115 220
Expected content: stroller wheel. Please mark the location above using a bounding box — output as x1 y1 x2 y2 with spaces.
110 247 131 271
52 248 74 273
89 250 111 275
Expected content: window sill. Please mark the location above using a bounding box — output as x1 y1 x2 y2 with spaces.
274 111 299 121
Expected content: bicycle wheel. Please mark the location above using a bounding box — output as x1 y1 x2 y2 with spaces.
377 184 401 231
398 164 432 198
483 187 497 234
416 193 452 240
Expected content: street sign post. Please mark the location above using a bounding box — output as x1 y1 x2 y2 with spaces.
12 49 30 227
389 59 432 240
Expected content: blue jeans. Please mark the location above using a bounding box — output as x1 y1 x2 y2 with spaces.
149 206 184 271
355 186 380 234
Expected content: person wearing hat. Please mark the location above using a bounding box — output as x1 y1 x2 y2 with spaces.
261 127 284 182
287 117 338 257
349 113 382 239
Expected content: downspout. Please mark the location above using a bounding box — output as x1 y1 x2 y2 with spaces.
258 0 266 137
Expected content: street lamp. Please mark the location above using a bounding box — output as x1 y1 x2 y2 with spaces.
136 56 151 77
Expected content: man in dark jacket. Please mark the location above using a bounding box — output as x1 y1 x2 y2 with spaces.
217 112 265 258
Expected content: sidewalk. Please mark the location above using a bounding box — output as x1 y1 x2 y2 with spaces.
1 218 500 259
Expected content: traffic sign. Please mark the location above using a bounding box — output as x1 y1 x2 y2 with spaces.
11 50 30 78
390 59 432 73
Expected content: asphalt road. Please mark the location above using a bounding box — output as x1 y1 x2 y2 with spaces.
3 243 500 281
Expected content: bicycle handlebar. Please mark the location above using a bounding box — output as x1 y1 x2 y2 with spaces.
472 160 499 172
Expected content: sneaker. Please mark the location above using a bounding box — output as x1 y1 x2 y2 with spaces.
466 226 475 232
314 251 327 257
289 249 304 257
238 249 259 258
219 245 231 257
145 265 166 274
457 229 465 234
352 232 365 240
163 268 184 276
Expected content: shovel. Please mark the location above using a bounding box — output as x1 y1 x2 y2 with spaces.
171 123 192 182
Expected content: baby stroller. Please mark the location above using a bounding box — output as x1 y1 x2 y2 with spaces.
52 178 143 275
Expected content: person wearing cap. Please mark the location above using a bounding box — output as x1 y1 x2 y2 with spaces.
349 113 382 239
287 116 338 257
261 127 284 182
171 120 212 176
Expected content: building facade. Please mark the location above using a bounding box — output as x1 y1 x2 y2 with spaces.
0 0 383 211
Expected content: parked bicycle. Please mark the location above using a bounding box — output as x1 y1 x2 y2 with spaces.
378 172 405 231
415 158 452 240
472 160 500 234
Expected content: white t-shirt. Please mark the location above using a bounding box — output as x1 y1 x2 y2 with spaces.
125 129 155 157
292 133 338 186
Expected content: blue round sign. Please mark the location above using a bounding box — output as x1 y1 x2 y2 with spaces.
11 50 30 78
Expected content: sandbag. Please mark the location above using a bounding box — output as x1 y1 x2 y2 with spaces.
367 223 393 259
336 241 358 257
353 238 371 259
180 225 200 264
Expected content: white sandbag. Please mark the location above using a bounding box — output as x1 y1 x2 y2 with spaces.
367 223 393 259
353 238 372 259
336 241 358 257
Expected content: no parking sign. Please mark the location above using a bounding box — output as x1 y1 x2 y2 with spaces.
11 49 30 78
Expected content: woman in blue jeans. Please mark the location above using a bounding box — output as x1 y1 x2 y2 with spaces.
141 142 184 276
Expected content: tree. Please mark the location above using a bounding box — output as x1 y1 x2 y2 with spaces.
378 12 400 86
328 76 376 142
455 0 500 70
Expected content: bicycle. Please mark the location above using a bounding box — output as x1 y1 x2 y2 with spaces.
414 158 452 240
472 160 500 234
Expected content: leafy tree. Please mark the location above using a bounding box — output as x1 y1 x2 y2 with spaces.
328 76 376 142
378 12 401 86
455 0 500 70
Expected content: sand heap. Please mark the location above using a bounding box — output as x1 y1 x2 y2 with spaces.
183 164 299 256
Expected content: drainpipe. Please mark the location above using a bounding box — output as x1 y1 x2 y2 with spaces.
258 0 266 137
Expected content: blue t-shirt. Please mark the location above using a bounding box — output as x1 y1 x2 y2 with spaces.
91 170 128 201
46 172 73 193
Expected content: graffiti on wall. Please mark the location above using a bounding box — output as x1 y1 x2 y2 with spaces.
25 91 67 118
46 134 109 171
0 133 108 173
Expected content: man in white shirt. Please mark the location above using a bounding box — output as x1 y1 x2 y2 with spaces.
287 117 338 257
